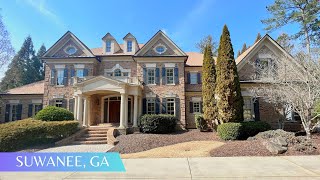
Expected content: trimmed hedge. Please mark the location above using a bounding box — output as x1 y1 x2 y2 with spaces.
0 119 79 151
35 106 74 121
140 114 177 134
217 121 271 140
195 114 209 131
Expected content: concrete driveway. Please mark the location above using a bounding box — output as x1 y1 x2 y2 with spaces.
0 156 319 179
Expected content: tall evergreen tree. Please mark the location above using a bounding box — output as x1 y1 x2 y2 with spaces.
30 44 46 81
215 25 244 123
255 33 262 43
0 36 36 91
276 33 294 53
241 43 247 54
202 44 216 127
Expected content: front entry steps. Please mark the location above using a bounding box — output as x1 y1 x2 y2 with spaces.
72 127 109 145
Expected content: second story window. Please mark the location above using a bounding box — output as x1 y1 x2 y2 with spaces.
57 69 64 85
106 40 111 52
147 69 155 84
190 72 198 84
166 68 174 85
127 40 132 52
114 69 121 76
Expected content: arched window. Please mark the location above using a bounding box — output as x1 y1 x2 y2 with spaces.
114 69 121 76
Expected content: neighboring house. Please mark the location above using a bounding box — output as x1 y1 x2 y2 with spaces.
0 31 301 132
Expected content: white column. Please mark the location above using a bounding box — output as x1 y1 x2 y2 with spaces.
83 97 88 127
74 96 78 120
124 94 128 127
119 93 126 129
87 97 91 126
77 95 83 125
138 96 142 116
133 95 138 127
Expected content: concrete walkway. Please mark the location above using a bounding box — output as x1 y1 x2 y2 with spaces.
38 144 114 152
0 156 319 179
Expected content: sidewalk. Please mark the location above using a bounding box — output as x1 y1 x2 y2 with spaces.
0 156 319 179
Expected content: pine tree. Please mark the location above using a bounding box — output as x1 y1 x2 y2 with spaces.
202 44 216 127
241 43 247 54
31 44 46 81
215 25 244 123
255 33 262 43
0 36 35 91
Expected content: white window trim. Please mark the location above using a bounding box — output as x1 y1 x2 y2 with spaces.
147 68 156 85
54 99 63 108
166 98 175 116
63 45 78 55
10 104 19 122
74 64 85 69
145 63 156 68
56 68 65 86
153 43 167 54
127 40 133 52
106 40 112 53
243 97 254 121
32 99 42 104
164 63 175 68
166 68 175 85
193 101 201 114
146 98 156 114
33 103 42 116
104 64 131 77
9 100 19 104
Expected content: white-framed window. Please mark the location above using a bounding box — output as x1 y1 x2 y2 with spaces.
34 104 42 115
11 104 18 121
147 68 155 85
76 69 84 78
64 45 77 55
166 68 174 85
56 69 64 85
106 40 111 52
114 69 122 77
55 99 63 108
147 98 155 114
166 98 175 115
190 72 198 84
123 72 129 76
127 40 132 52
193 102 201 113
154 44 167 54
243 97 253 121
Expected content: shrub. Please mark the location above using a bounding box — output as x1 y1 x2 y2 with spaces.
217 121 271 140
35 106 74 121
0 119 79 151
195 114 209 131
140 114 177 134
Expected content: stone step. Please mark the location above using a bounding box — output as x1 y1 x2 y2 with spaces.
87 131 108 134
77 137 108 141
87 128 109 132
72 140 108 145
83 134 107 138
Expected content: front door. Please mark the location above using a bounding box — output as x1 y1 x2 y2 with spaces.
109 101 120 123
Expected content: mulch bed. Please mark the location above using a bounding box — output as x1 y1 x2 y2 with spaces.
110 129 320 156
210 133 320 157
109 129 218 154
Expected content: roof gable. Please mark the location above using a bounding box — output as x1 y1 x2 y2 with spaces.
135 30 186 57
236 34 294 70
43 31 94 58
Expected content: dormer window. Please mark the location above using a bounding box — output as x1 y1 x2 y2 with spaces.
114 69 121 77
106 40 111 52
127 40 132 52
64 45 77 55
154 44 167 54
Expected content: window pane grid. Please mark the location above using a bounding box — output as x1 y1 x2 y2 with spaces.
167 98 175 115
147 69 155 84
193 102 200 113
147 99 155 114
57 69 64 85
127 41 132 52
166 68 174 84
190 73 197 84
243 98 252 120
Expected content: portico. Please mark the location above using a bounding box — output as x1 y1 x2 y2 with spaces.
73 76 142 130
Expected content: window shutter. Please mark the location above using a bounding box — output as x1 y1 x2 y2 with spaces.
197 73 202 84
200 101 203 113
155 98 160 114
155 68 160 85
174 67 179 84
162 67 166 85
28 104 33 117
143 68 147 84
175 97 180 118
70 69 75 85
187 72 190 84
254 98 260 121
50 69 56 85
142 98 146 114
62 99 67 109
17 104 22 120
49 100 54 106
40 104 43 111
69 99 75 113
189 101 193 113
83 68 89 76
63 68 68 86
161 98 167 114
5 104 10 122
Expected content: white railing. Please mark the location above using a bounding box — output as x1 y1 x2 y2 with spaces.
72 76 140 85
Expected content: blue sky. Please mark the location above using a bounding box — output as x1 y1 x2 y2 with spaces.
1 0 297 55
